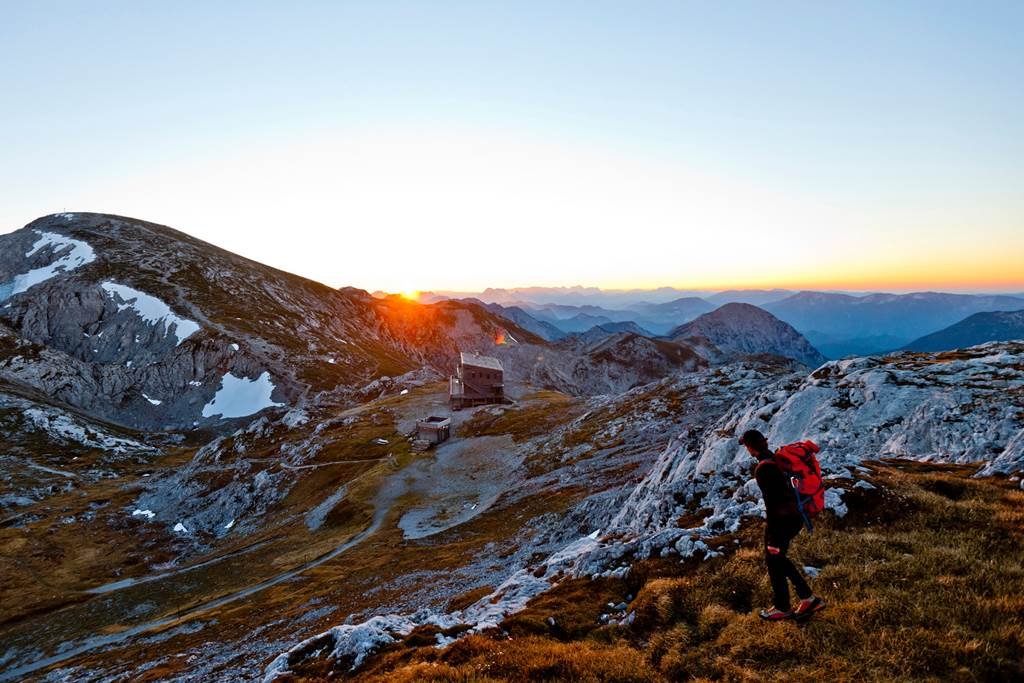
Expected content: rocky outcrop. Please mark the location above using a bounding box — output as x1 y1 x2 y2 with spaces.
611 341 1024 540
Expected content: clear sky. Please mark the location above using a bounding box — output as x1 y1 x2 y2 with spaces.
2 1 1022 294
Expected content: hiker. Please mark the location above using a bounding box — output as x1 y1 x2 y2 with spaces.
740 428 826 621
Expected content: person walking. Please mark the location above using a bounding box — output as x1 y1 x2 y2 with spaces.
740 428 826 621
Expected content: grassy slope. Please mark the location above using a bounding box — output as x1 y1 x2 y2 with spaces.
289 460 1024 682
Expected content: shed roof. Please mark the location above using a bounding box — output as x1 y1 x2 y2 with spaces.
460 351 503 371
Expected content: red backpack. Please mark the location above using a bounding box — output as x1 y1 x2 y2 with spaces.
773 441 826 532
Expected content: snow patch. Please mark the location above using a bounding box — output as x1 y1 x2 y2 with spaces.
201 371 284 419
173 522 189 533
142 394 162 406
100 282 200 345
1 231 96 300
132 509 156 520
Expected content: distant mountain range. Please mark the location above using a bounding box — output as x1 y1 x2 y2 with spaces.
704 289 795 306
902 309 1024 352
421 287 1024 359
420 286 708 308
763 291 1024 357
474 298 712 337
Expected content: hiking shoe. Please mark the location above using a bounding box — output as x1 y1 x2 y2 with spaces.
793 595 826 620
758 607 793 621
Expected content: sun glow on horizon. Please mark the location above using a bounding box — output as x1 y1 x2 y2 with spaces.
52 127 1020 297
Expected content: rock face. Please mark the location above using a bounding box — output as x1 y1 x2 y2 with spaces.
669 302 826 367
902 309 1024 352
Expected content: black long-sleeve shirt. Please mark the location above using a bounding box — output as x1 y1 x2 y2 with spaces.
754 453 799 522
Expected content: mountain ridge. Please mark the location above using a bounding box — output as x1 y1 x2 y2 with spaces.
902 309 1024 352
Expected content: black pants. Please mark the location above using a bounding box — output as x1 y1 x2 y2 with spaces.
765 516 812 611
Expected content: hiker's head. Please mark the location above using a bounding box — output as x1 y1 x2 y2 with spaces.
739 429 769 457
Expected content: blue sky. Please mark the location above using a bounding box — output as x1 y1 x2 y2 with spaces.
2 2 1022 292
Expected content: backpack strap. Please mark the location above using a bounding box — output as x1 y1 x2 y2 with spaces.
788 474 814 534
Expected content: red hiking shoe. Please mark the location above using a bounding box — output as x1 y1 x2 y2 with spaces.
758 607 793 621
793 595 826 621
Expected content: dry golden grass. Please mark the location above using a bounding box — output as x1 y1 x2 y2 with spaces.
305 460 1024 682
357 635 659 683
